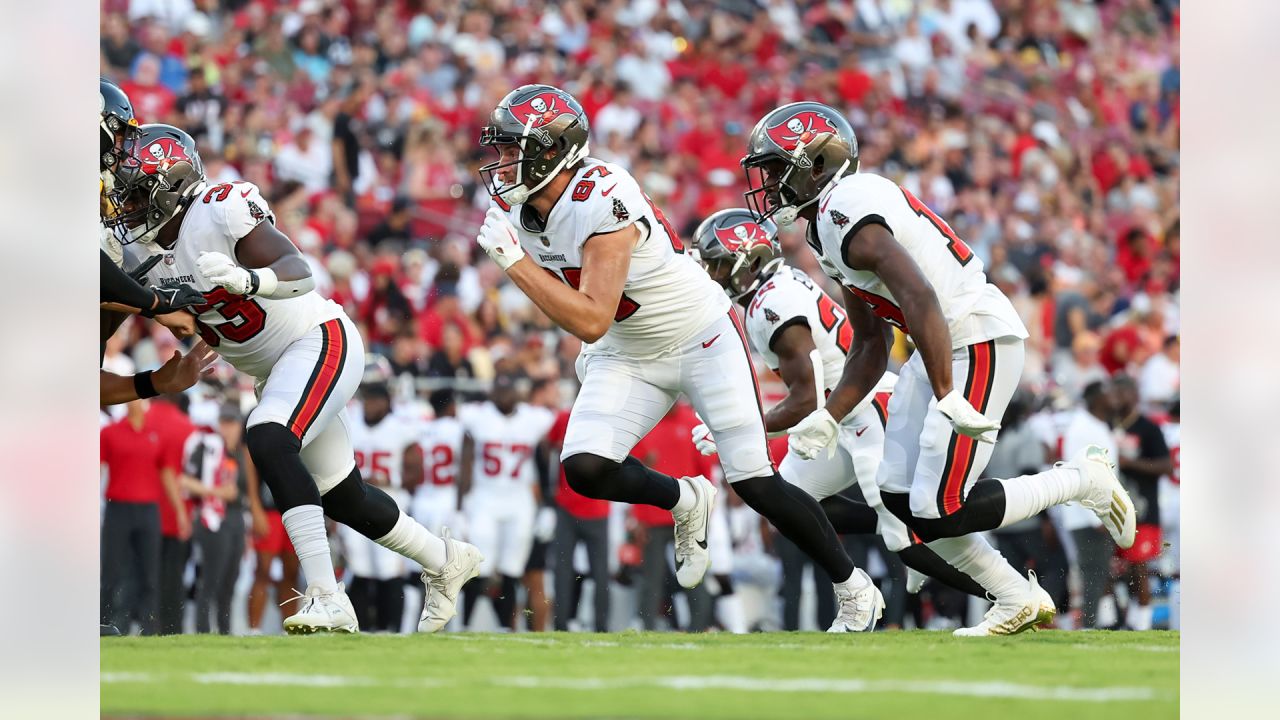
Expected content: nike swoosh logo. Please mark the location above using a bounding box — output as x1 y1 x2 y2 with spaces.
697 539 707 550
701 334 721 349
601 184 618 197
240 188 252 198
855 427 868 437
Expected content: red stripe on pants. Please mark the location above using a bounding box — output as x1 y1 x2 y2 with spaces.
939 341 994 515
288 320 345 439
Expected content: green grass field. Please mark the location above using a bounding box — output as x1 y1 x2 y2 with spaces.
102 630 1178 719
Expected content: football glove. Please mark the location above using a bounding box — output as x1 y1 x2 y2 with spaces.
197 251 256 295
691 421 717 456
787 408 839 460
477 207 526 271
142 282 206 318
936 389 999 443
126 254 162 283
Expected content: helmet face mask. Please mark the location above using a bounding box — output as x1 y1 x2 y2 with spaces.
692 208 782 300
100 78 139 195
104 124 206 246
478 84 590 206
742 102 859 226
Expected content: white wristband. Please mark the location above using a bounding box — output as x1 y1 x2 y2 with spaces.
251 267 278 296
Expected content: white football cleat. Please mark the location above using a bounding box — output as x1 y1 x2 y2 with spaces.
953 572 1055 637
1068 445 1137 549
827 569 885 633
906 568 927 595
281 582 359 635
418 529 483 633
672 476 715 589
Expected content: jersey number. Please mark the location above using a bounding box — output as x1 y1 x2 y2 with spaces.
570 166 611 202
354 450 392 485
426 444 455 486
192 286 268 347
815 294 853 354
480 442 533 479
557 267 640 322
202 181 249 204
900 186 973 265
846 285 909 333
641 192 684 253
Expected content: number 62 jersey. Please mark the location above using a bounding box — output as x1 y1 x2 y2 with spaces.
123 181 343 378
807 172 1027 349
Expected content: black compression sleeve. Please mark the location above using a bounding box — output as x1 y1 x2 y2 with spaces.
100 250 155 311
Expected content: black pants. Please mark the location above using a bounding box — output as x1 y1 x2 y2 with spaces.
158 536 190 635
100 501 161 635
638 529 711 632
551 508 611 632
777 534 838 630
1072 526 1114 628
193 512 245 634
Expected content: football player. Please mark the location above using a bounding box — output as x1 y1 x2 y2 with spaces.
412 388 465 537
339 371 426 632
690 209 986 599
740 101 1136 635
474 84 882 632
107 124 481 634
98 78 209 405
456 375 555 629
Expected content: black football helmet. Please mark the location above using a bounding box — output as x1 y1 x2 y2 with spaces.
100 78 138 181
741 102 859 226
479 84 591 206
692 208 782 300
104 124 206 246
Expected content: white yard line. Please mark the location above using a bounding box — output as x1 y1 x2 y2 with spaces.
101 671 1163 703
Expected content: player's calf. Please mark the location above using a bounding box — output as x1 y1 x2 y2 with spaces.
561 453 681 508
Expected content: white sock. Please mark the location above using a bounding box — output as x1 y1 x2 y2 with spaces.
834 568 868 589
1126 602 1153 631
377 512 448 572
927 535 1025 600
997 466 1086 528
281 505 338 592
671 477 696 515
717 593 747 634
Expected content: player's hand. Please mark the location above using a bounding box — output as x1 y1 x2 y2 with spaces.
534 506 557 543
787 408 839 460
156 310 198 339
152 340 218 394
144 283 206 317
691 421 717 456
197 251 254 294
476 207 526 271
936 389 999 443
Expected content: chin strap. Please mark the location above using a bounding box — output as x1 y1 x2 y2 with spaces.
774 158 852 227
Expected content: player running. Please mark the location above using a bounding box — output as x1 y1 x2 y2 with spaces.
107 124 481 634
739 102 1137 635
690 208 986 599
474 84 882 632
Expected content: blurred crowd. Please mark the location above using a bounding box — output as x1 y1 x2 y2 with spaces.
101 0 1179 634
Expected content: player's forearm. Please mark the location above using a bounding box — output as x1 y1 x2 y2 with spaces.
101 251 159 312
823 339 887 421
898 289 953 399
99 370 141 405
249 256 315 299
766 387 818 433
506 259 613 342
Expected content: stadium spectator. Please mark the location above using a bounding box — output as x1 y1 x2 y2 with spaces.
150 394 194 635
547 409 612 632
1060 380 1119 629
188 405 249 635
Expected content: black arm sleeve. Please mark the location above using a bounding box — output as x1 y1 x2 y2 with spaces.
100 250 154 310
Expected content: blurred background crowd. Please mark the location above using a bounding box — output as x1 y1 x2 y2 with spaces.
100 0 1179 634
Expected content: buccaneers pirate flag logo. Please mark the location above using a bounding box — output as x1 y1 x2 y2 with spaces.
765 110 839 153
508 92 575 128
713 221 770 253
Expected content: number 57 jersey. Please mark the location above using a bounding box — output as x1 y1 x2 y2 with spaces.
808 172 1027 349
124 181 343 378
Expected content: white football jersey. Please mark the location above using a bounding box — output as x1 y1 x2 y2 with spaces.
418 415 465 489
808 172 1027 348
349 411 422 493
493 159 729 358
124 181 343 378
459 402 556 491
744 264 896 420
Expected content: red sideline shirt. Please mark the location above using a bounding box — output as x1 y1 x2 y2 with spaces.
631 403 715 528
549 410 610 520
148 401 195 537
101 416 166 504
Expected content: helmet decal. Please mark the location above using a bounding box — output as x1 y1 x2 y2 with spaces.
509 91 575 129
139 137 192 176
713 221 770 253
765 110 839 154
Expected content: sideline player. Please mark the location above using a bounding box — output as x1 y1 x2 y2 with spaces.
340 374 426 632
690 208 985 598
412 388 465 537
456 375 555 629
474 85 882 631
740 101 1136 635
107 124 480 633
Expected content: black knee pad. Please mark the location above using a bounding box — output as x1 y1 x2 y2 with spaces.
561 453 620 499
903 480 1006 543
321 468 400 540
880 491 914 529
244 423 317 512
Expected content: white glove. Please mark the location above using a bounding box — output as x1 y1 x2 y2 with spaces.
534 506 557 543
787 408 839 460
691 421 717 456
936 389 1000 443
477 207 526 271
197 251 253 295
